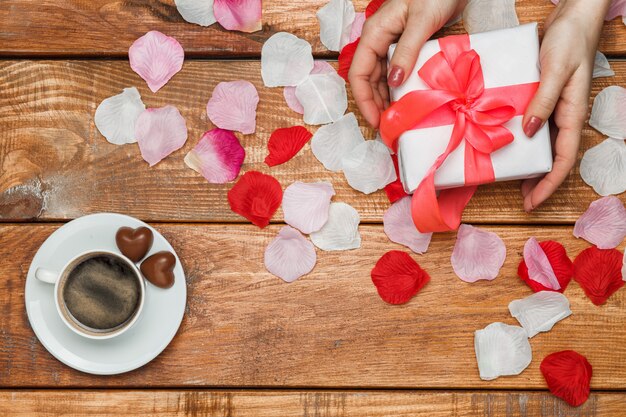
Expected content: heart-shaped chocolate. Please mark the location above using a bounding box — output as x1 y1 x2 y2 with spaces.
116 226 154 263
140 251 176 289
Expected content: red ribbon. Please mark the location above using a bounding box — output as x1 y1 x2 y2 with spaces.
380 35 538 233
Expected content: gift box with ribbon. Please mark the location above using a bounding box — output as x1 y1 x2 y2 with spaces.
380 23 552 233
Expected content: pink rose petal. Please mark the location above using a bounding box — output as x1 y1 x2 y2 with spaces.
214 0 262 33
135 106 188 166
283 61 335 114
129 31 184 93
264 226 317 282
574 196 626 249
349 12 366 43
523 237 561 290
283 181 335 234
184 128 245 183
451 224 506 283
206 80 259 135
383 196 432 254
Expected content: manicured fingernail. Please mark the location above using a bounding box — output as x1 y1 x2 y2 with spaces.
387 66 405 87
524 116 543 138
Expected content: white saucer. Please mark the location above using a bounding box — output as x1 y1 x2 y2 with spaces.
25 213 186 375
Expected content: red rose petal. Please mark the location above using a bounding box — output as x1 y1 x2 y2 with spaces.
540 350 592 407
371 250 430 305
264 126 313 167
573 246 624 306
518 241 573 293
384 154 407 204
228 171 283 228
365 0 386 18
338 38 359 82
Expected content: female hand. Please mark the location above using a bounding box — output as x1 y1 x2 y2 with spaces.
348 0 466 128
521 0 611 212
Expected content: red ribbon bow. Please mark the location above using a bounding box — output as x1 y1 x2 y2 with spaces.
380 35 538 233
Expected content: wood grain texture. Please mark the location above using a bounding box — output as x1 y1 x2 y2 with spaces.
1 60 624 223
1 0 625 57
1 223 624 388
1 390 625 416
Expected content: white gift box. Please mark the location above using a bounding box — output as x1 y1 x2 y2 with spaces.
389 23 553 193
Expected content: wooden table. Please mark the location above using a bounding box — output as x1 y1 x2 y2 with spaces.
1 1 625 415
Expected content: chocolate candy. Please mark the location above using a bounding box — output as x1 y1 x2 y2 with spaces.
115 226 154 262
140 251 176 289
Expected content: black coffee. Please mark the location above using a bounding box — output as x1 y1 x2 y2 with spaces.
63 255 140 330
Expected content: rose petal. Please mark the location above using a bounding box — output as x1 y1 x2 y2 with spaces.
451 224 506 283
371 250 430 305
295 72 348 125
94 87 145 145
573 246 624 305
606 0 626 20
593 51 615 79
623 246 626 281
474 322 532 381
227 171 283 228
283 61 335 114
135 106 188 166
349 12 365 42
523 237 562 291
264 126 313 167
261 32 314 87
383 197 432 254
589 86 626 139
317 0 356 52
174 0 216 26
518 240 573 293
264 226 316 282
311 112 365 171
384 154 407 203
342 140 397 194
213 0 262 33
574 196 626 249
365 0 386 18
580 138 626 196
338 38 358 82
541 350 593 407
508 291 571 338
310 202 361 251
206 80 259 135
184 128 245 183
283 181 335 234
129 31 184 93
463 0 519 34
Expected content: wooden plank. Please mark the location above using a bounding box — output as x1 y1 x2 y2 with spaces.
1 0 625 57
1 60 624 224
1 223 624 388
1 390 625 416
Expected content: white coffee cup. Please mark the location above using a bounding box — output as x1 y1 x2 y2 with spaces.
35 250 145 340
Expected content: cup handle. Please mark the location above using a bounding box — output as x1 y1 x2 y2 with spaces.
35 268 59 284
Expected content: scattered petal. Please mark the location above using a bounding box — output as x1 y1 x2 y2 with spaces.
310 202 361 251
580 138 626 196
541 350 593 407
94 87 145 145
622 247 626 281
383 197 432 254
371 250 430 305
283 181 335 234
311 112 365 171
384 154 407 203
574 196 626 249
206 80 259 135
184 128 245 183
474 322 532 381
264 226 316 282
135 106 188 166
593 51 615 78
283 61 335 114
317 0 356 52
522 237 562 291
518 240 573 293
227 171 283 228
265 126 313 167
508 291 571 338
573 246 624 305
365 0 386 18
174 0 216 26
463 0 519 34
338 38 359 82
349 12 365 42
213 0 262 33
129 31 184 93
295 72 348 125
606 0 626 20
589 86 626 139
341 140 397 194
451 224 506 283
261 32 314 87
